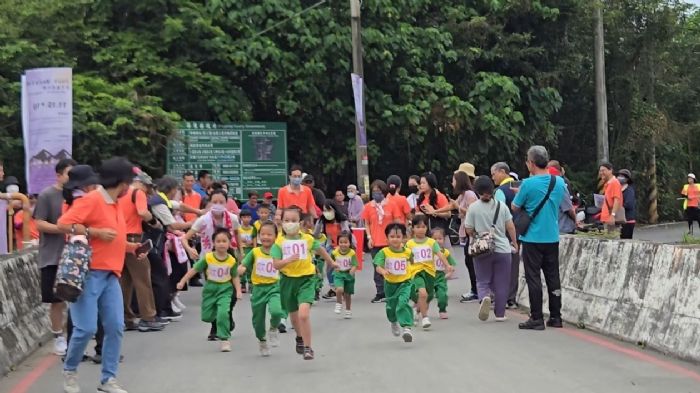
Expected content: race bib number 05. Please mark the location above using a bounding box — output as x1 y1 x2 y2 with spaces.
385 257 407 275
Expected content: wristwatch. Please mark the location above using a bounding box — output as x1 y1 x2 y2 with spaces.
612 213 617 217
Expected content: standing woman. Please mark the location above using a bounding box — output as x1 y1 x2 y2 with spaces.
361 180 400 303
681 173 700 235
314 201 352 298
416 172 451 231
617 169 636 239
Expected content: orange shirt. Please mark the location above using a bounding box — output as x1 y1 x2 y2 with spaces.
387 193 411 224
325 222 342 247
13 210 39 250
684 184 700 208
181 190 202 222
277 185 316 214
361 201 399 248
601 178 622 222
119 187 148 235
58 188 128 277
419 191 449 209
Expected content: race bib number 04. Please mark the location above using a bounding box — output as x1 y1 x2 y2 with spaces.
255 257 279 279
207 266 231 282
434 256 445 271
282 240 309 261
385 257 407 275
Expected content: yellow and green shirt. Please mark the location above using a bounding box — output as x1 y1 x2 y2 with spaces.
406 238 442 277
194 252 238 284
434 247 457 273
270 233 322 277
242 247 279 285
332 248 358 273
239 225 257 249
373 246 414 284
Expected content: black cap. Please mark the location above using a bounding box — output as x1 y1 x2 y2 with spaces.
303 174 314 184
3 176 19 186
98 157 135 187
65 165 99 190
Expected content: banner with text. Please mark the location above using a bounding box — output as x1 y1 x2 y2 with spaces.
22 68 73 194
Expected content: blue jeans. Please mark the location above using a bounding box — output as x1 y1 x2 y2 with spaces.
64 270 124 383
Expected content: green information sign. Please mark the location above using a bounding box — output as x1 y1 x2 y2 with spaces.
166 122 288 200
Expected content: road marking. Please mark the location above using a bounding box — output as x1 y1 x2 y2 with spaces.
7 355 58 393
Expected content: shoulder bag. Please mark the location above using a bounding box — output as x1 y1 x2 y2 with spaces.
513 175 555 236
468 200 501 257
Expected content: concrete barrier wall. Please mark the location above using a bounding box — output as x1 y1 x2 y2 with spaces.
516 236 700 363
0 249 51 376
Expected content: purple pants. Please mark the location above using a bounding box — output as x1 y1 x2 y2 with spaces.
473 252 512 318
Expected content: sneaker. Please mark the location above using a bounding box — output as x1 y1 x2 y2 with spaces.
390 322 401 337
402 328 413 343
268 328 280 348
138 320 165 332
546 317 563 328
124 321 139 331
259 341 271 357
334 303 342 314
303 347 315 360
460 292 479 303
322 289 336 299
54 336 68 356
344 310 352 319
207 333 217 341
220 340 231 352
97 377 127 393
154 316 170 326
295 336 304 355
495 316 508 322
63 370 80 393
277 321 287 334
506 301 518 309
90 354 123 365
162 310 182 322
439 312 448 320
173 295 186 311
518 318 546 331
170 302 182 314
421 317 431 330
370 294 385 303
478 296 491 321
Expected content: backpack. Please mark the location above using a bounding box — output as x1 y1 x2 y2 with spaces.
132 189 167 256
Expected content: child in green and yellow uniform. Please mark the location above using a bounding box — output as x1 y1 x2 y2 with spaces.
374 223 416 343
238 221 285 357
178 228 242 352
238 210 257 293
302 214 326 300
271 208 337 360
430 228 457 319
405 215 452 330
254 203 272 236
332 231 358 318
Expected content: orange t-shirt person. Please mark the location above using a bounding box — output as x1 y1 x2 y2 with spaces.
362 196 399 249
600 177 623 222
276 166 317 218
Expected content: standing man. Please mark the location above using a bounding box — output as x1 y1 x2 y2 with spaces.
346 184 364 226
180 171 202 222
275 165 317 219
193 170 212 198
33 158 76 356
406 175 420 210
491 162 520 309
599 162 622 230
241 191 261 221
302 174 326 211
681 173 700 235
512 146 566 331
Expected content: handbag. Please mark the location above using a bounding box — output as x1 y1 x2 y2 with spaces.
514 176 556 236
54 225 92 302
468 200 501 257
605 199 627 224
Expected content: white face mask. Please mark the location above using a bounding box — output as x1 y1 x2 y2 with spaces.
211 204 226 214
282 222 300 235
323 211 335 221
347 192 356 199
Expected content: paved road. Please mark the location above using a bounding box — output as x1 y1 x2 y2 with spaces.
2 250 700 393
634 222 689 244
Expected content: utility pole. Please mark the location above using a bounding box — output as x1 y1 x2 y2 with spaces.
351 0 370 195
594 2 609 164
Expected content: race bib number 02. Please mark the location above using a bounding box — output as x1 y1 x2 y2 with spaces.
282 240 309 261
336 256 352 271
413 245 433 264
255 257 278 279
385 257 407 275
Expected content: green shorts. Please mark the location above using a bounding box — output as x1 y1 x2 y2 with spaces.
279 274 316 313
333 271 356 295
412 270 435 301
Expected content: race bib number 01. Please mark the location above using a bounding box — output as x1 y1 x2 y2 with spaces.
336 256 352 271
385 257 407 275
207 266 231 282
282 240 309 261
413 245 433 263
255 257 278 279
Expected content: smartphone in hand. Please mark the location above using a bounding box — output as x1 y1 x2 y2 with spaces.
135 239 153 255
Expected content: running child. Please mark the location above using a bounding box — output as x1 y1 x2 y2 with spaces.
177 229 243 352
238 209 257 293
271 207 338 360
406 215 452 329
302 213 326 301
374 223 415 343
430 228 457 319
238 222 285 357
332 231 358 319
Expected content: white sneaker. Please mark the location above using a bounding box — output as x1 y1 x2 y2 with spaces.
63 370 80 393
170 302 182 314
402 328 413 343
495 316 508 322
259 341 271 357
421 317 431 330
220 340 231 352
344 310 352 319
334 303 342 314
54 336 68 356
479 296 492 321
413 308 420 326
97 377 127 393
173 295 186 311
390 322 401 337
268 328 280 347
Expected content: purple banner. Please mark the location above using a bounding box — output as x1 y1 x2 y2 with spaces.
0 201 7 254
22 68 73 195
351 73 367 146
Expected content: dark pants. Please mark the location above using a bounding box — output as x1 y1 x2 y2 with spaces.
67 310 104 355
522 242 561 320
462 239 477 295
508 251 521 303
620 223 635 239
370 247 385 296
687 207 700 233
148 251 171 315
